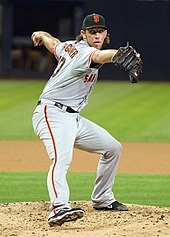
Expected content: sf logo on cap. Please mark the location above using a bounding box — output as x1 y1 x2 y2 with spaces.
93 15 100 23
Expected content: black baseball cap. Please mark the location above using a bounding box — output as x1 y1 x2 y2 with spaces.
82 13 108 30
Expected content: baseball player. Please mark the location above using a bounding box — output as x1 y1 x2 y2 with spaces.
32 13 142 226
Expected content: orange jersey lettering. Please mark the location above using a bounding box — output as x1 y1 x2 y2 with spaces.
64 43 78 59
84 74 96 83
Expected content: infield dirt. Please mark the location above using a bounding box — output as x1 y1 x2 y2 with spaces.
0 141 170 237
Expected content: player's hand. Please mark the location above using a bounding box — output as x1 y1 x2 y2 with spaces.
31 32 43 47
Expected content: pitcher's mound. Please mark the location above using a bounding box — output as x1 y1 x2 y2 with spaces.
0 201 169 237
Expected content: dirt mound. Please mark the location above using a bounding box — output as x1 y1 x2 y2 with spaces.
0 201 169 237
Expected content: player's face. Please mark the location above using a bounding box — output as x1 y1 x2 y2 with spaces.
81 28 107 49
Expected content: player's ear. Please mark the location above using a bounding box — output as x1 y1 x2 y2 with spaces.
80 30 86 39
80 30 85 35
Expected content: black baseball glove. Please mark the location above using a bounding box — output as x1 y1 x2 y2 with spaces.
112 43 143 83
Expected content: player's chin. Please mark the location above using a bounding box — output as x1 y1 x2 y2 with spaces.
93 43 102 49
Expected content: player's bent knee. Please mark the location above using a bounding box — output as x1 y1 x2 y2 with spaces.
115 141 122 153
113 141 122 155
107 141 122 158
104 141 122 158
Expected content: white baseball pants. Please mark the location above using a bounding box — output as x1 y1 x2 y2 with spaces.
32 103 122 211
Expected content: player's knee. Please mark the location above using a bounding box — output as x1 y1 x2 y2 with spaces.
106 141 122 159
113 141 122 155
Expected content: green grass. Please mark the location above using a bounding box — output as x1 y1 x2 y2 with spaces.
0 80 170 141
0 80 46 140
0 171 169 207
82 81 170 142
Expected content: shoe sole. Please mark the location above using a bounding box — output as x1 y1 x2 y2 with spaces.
48 210 84 226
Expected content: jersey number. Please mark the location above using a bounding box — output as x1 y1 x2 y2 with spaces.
52 57 66 78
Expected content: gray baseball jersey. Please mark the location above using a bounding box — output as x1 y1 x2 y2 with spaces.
39 40 100 111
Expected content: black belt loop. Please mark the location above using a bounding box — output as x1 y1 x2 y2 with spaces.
37 101 41 106
37 100 78 113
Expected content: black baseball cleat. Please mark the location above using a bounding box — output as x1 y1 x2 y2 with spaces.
48 208 85 226
93 201 128 212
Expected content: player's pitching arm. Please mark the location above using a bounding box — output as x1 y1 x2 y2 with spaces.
31 31 60 54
